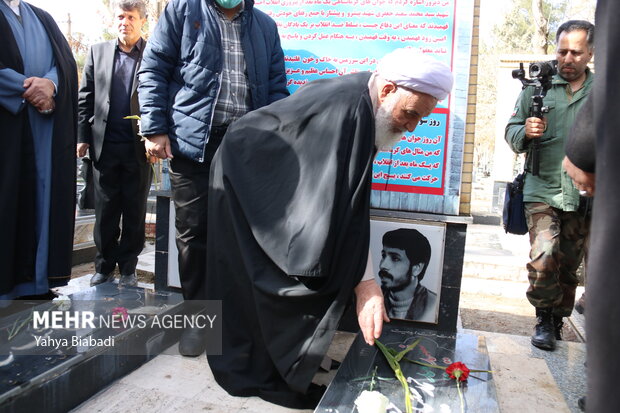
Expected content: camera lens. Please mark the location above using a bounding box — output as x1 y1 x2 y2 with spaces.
529 62 544 77
529 61 557 78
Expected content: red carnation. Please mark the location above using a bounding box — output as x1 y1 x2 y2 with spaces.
111 306 129 321
446 362 470 382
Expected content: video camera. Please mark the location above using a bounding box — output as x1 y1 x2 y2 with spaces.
512 60 558 176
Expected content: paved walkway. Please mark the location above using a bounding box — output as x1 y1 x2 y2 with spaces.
64 223 586 413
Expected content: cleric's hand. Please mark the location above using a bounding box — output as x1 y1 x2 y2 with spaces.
354 279 390 346
23 77 55 113
145 134 173 159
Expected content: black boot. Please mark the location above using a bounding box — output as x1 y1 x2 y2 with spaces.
531 307 556 351
553 315 564 341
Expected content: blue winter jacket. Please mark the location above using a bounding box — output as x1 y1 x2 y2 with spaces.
137 0 289 162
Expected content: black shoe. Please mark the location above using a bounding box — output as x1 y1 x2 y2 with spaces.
178 327 207 357
531 307 556 351
574 293 585 315
16 290 59 301
553 315 564 341
578 396 585 411
258 383 327 410
119 273 138 288
90 272 114 286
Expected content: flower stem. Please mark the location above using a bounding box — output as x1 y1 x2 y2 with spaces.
375 340 414 413
369 366 378 391
457 380 465 413
8 312 33 341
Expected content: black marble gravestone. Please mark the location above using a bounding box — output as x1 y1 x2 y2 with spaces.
0 283 187 412
318 211 499 412
316 322 498 412
339 212 468 334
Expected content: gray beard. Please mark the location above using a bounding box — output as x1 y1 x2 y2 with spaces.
374 96 404 151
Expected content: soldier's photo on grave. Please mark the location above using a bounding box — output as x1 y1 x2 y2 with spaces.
370 218 445 324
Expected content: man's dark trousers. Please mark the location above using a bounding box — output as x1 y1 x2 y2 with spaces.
93 141 151 275
169 128 225 301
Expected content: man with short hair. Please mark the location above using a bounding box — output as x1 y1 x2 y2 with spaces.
379 228 437 322
77 0 151 288
0 1 77 299
138 0 289 356
206 48 453 408
505 20 594 351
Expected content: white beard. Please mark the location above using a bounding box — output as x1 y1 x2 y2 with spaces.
374 94 404 151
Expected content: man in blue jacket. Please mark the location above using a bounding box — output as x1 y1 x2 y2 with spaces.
137 0 288 356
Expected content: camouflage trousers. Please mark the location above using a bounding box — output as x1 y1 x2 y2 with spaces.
524 202 590 317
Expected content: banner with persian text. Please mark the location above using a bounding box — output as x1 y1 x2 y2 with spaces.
256 0 475 214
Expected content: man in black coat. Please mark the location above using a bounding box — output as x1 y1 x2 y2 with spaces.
138 0 289 357
0 1 77 299
77 0 151 288
206 48 453 408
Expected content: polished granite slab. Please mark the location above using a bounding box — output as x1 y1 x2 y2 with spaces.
316 322 498 413
0 283 185 412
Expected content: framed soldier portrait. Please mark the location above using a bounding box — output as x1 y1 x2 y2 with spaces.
370 218 446 324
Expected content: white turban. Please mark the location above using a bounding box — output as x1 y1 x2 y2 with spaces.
376 48 454 101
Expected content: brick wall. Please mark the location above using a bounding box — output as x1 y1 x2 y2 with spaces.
458 0 480 216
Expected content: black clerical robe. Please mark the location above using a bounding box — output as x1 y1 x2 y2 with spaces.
0 6 77 294
206 72 375 406
587 1 620 411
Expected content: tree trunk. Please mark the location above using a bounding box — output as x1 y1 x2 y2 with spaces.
531 0 549 54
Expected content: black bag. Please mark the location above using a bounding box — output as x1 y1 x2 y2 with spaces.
502 172 528 235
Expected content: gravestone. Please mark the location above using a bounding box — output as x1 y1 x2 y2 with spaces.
0 283 187 412
316 323 498 412
318 210 499 412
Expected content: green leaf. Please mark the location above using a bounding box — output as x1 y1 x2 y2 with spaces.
394 338 421 362
375 340 412 413
402 357 448 370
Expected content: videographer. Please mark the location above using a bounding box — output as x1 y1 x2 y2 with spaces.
505 20 594 352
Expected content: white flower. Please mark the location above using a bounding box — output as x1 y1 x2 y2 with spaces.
52 295 72 311
354 390 390 413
